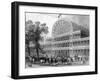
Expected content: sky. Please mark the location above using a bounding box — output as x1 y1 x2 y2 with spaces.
26 12 89 38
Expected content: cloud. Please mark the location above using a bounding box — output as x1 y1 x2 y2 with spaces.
58 14 89 29
71 15 89 29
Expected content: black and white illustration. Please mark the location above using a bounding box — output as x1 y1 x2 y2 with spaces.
11 2 97 79
25 12 90 68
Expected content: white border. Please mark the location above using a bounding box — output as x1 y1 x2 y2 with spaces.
19 5 95 76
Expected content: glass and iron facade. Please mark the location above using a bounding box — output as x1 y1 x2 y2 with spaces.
41 19 89 59
41 30 89 58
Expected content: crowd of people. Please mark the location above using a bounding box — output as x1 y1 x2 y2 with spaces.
25 55 89 67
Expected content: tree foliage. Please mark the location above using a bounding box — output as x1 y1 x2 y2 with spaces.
25 20 48 60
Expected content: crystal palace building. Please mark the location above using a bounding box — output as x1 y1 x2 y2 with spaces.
41 18 89 59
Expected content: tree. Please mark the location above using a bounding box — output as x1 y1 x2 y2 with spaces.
25 20 48 61
25 21 35 56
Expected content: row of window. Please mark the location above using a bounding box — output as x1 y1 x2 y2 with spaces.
54 35 70 41
45 49 89 56
42 40 89 48
73 40 89 46
54 33 81 41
